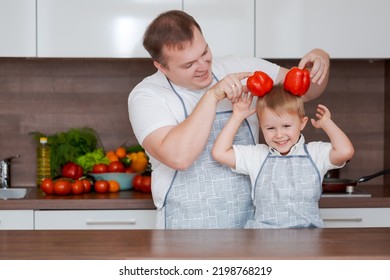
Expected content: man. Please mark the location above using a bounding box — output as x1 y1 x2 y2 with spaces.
128 10 329 229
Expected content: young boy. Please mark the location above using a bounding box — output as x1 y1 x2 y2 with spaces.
212 84 354 228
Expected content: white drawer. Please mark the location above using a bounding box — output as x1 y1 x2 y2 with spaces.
0 210 34 230
34 210 156 230
320 208 390 228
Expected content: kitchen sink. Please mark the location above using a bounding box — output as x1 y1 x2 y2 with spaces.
0 188 28 199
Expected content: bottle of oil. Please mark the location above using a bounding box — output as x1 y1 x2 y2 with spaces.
36 137 51 187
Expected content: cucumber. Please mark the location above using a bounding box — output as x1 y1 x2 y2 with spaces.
125 144 144 153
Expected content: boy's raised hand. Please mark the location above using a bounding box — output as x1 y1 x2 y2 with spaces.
232 92 256 120
311 104 331 129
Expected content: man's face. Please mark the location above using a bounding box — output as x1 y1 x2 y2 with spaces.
155 27 213 90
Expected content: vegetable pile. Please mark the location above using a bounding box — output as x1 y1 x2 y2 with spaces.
30 128 152 195
30 127 103 177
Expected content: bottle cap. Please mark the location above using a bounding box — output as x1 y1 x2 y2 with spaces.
39 137 48 144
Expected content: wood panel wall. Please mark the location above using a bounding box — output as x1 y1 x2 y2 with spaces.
0 58 387 187
385 60 390 185
0 58 155 186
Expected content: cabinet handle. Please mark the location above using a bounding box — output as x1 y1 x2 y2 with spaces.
85 219 136 225
323 218 363 223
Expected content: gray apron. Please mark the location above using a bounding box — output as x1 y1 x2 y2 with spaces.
247 144 324 228
163 77 255 229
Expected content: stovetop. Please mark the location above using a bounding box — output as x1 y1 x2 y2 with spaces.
321 188 372 198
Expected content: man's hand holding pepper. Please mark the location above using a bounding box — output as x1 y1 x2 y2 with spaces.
209 72 251 103
298 48 330 85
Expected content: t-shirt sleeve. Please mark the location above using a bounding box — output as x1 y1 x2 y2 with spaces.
307 141 346 179
233 144 269 178
128 86 178 145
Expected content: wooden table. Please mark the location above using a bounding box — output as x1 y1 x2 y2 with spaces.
1 228 390 260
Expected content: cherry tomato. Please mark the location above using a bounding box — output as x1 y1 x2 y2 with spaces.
61 162 84 180
132 174 151 193
40 178 54 195
92 163 108 173
140 176 151 193
94 180 109 194
81 179 92 193
132 174 143 191
108 161 125 173
125 166 135 173
71 180 85 195
53 180 72 196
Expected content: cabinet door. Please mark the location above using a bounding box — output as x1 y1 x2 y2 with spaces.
256 0 390 58
0 0 36 57
0 210 34 230
184 0 254 57
34 210 156 229
37 0 181 58
320 208 390 228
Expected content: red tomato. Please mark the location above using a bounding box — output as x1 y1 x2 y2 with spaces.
246 71 274 97
125 166 135 173
40 178 54 195
108 161 125 173
140 176 151 193
81 179 92 193
92 163 108 173
53 180 72 196
132 174 143 191
61 162 84 180
132 174 151 193
94 180 109 194
283 67 310 96
71 180 85 195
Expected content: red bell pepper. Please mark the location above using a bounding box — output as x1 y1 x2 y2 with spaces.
283 67 310 96
246 71 274 97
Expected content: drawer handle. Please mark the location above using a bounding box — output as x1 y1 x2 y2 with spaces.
323 218 363 223
85 219 136 225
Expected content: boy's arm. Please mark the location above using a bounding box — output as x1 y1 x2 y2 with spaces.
212 116 243 169
212 93 256 169
311 104 354 166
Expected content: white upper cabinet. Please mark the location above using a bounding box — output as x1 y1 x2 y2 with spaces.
256 0 390 58
37 0 182 58
0 0 36 57
184 0 255 57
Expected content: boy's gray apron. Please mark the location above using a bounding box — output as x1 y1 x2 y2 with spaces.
247 145 324 228
163 77 255 229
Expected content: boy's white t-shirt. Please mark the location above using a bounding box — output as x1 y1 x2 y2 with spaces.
233 135 344 197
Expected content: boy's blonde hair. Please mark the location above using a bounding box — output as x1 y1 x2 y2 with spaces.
256 83 305 119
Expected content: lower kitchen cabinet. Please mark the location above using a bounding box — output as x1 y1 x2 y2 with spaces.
34 210 156 230
0 210 34 230
320 208 390 228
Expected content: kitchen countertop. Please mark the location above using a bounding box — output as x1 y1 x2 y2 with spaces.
319 184 390 208
1 228 390 260
0 184 390 210
0 188 155 210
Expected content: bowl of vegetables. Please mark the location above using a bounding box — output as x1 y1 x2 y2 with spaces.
89 172 136 191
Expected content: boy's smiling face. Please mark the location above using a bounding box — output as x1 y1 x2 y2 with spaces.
259 108 308 155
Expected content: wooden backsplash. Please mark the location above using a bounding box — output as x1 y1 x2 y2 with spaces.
0 58 388 187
